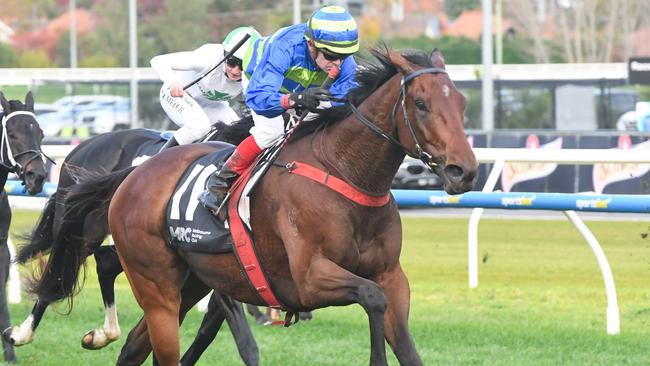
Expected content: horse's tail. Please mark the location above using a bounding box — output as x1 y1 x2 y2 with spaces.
29 166 137 306
15 193 58 264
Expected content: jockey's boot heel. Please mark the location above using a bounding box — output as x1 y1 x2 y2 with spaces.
198 161 239 215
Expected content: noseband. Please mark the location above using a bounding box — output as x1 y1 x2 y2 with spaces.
1 110 54 178
349 67 448 169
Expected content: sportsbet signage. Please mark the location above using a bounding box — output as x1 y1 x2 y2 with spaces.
628 57 650 85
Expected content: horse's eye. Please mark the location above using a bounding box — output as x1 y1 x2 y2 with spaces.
414 99 428 112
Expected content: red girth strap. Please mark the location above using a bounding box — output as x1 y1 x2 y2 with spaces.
228 167 282 308
287 161 391 207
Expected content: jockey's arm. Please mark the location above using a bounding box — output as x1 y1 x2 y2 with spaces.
245 43 293 118
150 44 221 96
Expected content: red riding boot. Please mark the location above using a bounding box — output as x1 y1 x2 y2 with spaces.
198 135 263 213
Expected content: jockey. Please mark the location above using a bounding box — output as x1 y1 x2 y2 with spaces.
199 5 359 211
151 26 261 151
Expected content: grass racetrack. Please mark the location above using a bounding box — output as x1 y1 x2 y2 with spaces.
7 209 650 365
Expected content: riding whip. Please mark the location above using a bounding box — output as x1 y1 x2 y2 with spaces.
183 33 252 91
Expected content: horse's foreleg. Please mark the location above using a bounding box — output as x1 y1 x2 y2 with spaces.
0 240 16 362
116 317 151 366
183 292 260 365
3 299 47 347
219 293 259 366
298 257 388 366
180 292 226 366
377 265 423 366
82 245 123 349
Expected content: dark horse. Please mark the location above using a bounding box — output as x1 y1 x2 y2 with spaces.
6 122 264 364
33 48 477 365
0 91 48 363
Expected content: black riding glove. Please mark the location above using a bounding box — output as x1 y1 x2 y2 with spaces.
289 87 332 112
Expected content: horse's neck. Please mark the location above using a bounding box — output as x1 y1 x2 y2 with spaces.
317 77 405 194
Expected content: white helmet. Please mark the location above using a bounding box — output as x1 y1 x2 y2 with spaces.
223 26 261 61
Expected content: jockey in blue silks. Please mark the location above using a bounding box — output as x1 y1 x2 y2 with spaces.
199 5 360 211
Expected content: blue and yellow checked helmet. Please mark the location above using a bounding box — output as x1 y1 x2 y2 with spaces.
304 6 359 55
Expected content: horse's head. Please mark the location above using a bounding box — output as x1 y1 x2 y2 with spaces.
386 49 478 194
0 91 47 194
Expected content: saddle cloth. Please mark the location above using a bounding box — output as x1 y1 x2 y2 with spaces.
129 130 174 166
165 146 235 253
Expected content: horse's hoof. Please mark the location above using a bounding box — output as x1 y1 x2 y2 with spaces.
3 326 32 346
81 329 118 350
2 350 17 364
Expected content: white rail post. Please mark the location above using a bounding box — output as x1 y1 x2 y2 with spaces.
564 210 620 335
468 158 505 288
7 237 21 304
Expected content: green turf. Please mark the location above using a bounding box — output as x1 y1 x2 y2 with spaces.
6 210 650 365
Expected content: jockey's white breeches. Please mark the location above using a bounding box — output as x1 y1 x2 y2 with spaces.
159 85 239 145
241 75 285 149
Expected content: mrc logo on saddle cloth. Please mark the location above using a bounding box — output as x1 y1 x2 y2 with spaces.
165 147 236 253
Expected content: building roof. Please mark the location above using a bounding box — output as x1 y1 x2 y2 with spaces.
444 9 512 40
10 9 96 56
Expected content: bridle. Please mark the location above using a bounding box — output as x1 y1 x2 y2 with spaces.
349 66 448 169
0 110 54 178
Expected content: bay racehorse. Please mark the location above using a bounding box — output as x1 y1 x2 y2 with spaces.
34 48 477 365
0 91 49 363
7 121 264 364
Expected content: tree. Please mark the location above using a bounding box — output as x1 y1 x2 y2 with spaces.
445 0 481 20
143 0 210 61
504 0 650 63
17 49 55 67
388 35 482 64
82 0 130 66
0 43 18 67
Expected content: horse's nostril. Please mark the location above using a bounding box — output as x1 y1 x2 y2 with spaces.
444 165 464 182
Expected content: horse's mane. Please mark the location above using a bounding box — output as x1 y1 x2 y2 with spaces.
289 47 434 142
209 116 254 145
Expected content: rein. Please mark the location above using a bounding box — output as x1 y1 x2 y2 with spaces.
348 66 448 169
1 110 54 178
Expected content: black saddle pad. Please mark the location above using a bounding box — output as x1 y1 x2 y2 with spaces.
165 146 235 253
131 130 174 161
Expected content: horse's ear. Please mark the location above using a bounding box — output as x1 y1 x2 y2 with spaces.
386 49 413 75
0 92 9 114
24 91 34 111
430 48 446 70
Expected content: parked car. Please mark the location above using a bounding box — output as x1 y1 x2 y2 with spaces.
391 158 442 189
75 99 131 134
33 103 60 116
38 95 129 137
